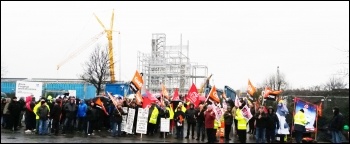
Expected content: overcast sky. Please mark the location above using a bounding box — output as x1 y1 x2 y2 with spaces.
1 1 349 91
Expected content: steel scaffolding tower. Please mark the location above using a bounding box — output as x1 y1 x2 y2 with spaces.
137 33 208 95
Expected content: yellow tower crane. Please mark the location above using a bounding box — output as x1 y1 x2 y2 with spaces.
56 9 118 83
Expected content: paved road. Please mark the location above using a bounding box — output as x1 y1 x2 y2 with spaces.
1 127 256 143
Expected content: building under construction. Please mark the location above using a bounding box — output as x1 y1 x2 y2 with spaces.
137 33 208 95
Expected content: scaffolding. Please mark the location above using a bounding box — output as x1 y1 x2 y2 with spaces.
137 33 208 95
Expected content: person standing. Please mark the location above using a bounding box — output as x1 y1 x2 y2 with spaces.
185 103 196 139
51 99 62 136
37 101 50 135
294 109 307 143
224 106 233 142
174 106 185 139
77 100 87 133
255 106 267 143
24 96 36 133
235 102 248 143
265 106 279 143
329 107 345 143
86 101 97 136
195 104 206 141
204 105 216 143
8 97 22 131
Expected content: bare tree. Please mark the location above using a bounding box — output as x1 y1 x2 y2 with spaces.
323 76 347 91
80 45 111 95
263 72 288 90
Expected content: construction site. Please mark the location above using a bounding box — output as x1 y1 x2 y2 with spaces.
137 33 209 95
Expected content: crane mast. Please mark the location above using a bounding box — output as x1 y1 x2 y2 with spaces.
94 10 116 83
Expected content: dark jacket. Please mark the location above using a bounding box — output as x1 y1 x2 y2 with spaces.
224 110 233 125
64 102 76 119
195 108 205 123
255 111 267 128
111 107 126 123
51 103 62 120
185 104 196 123
174 110 185 126
37 105 50 120
266 107 279 130
86 105 97 121
8 100 22 117
329 108 345 131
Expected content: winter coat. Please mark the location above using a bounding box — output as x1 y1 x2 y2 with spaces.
255 111 267 128
266 108 279 130
64 102 76 119
37 105 50 120
50 103 62 120
111 107 126 123
185 104 196 123
77 101 87 118
329 108 345 131
86 106 97 121
195 108 205 123
204 110 216 128
174 110 185 126
8 100 22 117
224 110 233 125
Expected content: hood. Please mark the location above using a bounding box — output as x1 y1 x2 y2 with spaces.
26 96 33 103
80 100 86 105
47 95 53 102
268 106 274 113
333 107 340 116
189 103 195 109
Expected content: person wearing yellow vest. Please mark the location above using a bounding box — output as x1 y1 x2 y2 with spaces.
294 109 307 143
33 99 50 134
174 106 185 139
235 101 248 143
175 102 187 113
148 102 159 136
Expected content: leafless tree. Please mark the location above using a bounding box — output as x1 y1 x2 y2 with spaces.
323 76 347 91
263 72 288 90
80 45 111 95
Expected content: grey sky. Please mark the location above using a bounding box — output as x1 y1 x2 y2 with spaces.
1 1 349 91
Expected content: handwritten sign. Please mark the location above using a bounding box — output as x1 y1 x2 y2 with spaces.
136 108 149 134
160 118 170 132
121 107 128 131
125 108 135 134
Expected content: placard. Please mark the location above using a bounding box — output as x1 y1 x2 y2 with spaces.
136 108 149 134
160 118 170 132
125 108 135 134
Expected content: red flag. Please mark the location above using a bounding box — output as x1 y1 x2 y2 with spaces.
185 83 200 107
172 88 180 101
142 90 159 108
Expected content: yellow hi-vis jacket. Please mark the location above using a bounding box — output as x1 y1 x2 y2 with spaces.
167 107 174 120
33 102 50 120
175 105 187 113
235 109 247 130
294 111 307 126
214 120 220 129
149 107 159 124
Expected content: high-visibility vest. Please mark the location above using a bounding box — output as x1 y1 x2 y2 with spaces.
34 102 50 120
167 107 174 119
235 109 247 130
175 105 187 113
294 111 307 126
149 108 159 124
214 120 219 129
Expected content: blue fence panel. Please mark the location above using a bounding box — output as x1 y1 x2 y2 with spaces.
105 83 132 97
1 82 16 93
224 85 236 100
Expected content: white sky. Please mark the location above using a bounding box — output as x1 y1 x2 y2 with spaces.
1 1 349 91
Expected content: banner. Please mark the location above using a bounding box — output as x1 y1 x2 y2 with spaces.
241 105 252 121
136 108 149 134
15 81 43 100
125 108 135 134
295 99 317 132
129 70 144 93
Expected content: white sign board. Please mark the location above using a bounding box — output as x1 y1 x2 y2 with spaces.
136 108 149 134
125 108 135 134
16 81 43 100
160 118 170 132
68 90 76 96
121 107 128 132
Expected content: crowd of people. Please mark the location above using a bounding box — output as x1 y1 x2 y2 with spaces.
1 94 346 143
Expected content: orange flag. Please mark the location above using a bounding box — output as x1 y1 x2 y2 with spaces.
207 85 220 103
136 90 143 104
95 97 108 115
247 79 256 96
129 70 144 93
